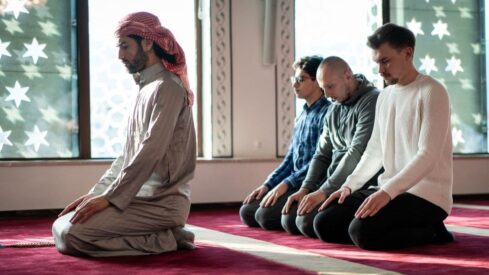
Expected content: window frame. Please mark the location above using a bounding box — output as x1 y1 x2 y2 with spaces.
75 0 203 160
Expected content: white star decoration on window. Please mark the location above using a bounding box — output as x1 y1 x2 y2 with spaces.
446 43 460 54
0 39 12 60
3 0 29 19
2 18 24 34
433 6 446 17
40 107 62 123
471 43 481 54
419 54 438 74
22 64 42 79
38 20 60 37
458 7 472 19
445 56 463 75
0 126 13 152
431 20 450 39
23 37 47 64
3 106 25 123
24 125 49 152
5 81 31 108
452 128 465 147
406 18 424 36
472 114 482 125
56 64 72 80
459 79 474 90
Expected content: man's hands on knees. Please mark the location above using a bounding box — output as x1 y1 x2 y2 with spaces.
319 186 351 211
355 189 391 219
243 185 269 204
59 193 94 217
282 188 309 214
297 190 327 215
59 193 110 224
260 182 289 208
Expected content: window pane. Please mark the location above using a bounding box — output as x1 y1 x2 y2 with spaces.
390 0 488 154
0 0 79 158
88 0 197 158
294 0 383 116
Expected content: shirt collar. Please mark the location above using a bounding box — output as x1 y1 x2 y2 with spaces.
303 96 328 113
137 63 165 88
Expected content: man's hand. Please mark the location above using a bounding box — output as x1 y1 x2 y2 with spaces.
297 190 327 215
70 195 110 224
319 187 351 211
243 185 269 204
260 182 289 208
58 193 94 217
282 188 309 214
355 189 391 219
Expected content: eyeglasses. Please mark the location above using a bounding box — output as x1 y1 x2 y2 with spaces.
290 75 312 84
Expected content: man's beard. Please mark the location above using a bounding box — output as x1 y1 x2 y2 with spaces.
124 46 148 74
382 74 398 86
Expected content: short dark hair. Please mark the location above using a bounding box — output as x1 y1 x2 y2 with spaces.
128 34 176 64
292 55 323 80
367 23 415 51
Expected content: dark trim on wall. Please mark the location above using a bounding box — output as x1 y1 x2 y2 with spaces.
382 0 390 23
76 0 91 159
195 0 204 157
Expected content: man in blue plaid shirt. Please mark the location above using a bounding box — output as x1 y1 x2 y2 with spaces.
240 55 330 231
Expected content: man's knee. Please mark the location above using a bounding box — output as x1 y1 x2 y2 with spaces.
52 216 85 256
296 212 317 238
255 206 282 230
239 203 260 227
281 203 300 235
348 218 376 250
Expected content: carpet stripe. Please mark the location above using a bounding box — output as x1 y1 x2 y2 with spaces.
447 225 489 237
187 224 400 275
453 204 489 211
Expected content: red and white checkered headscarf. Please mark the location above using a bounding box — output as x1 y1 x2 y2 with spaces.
115 12 194 106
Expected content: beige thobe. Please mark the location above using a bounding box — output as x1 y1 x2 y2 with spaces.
52 63 196 257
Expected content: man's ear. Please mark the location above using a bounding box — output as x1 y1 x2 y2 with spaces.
141 39 154 52
405 47 414 60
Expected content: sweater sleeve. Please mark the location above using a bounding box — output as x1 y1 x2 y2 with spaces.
320 92 378 194
343 94 384 193
301 117 333 192
381 83 451 199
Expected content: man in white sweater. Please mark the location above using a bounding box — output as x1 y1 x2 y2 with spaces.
316 23 454 250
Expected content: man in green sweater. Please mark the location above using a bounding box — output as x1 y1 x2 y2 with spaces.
281 56 381 237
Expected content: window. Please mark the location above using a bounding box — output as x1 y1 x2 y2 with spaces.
294 0 383 115
389 0 488 154
0 0 78 159
88 0 197 158
0 0 198 159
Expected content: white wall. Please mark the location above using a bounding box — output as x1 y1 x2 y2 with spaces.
0 1 488 211
232 0 277 157
0 157 488 211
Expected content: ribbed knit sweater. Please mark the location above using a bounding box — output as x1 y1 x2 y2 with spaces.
344 74 453 214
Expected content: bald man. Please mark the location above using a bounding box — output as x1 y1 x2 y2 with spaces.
281 56 381 237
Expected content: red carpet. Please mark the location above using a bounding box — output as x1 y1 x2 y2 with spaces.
446 208 489 229
0 217 312 275
1 203 488 274
187 207 489 275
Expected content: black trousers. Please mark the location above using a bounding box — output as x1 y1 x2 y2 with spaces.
239 188 298 230
313 189 449 250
